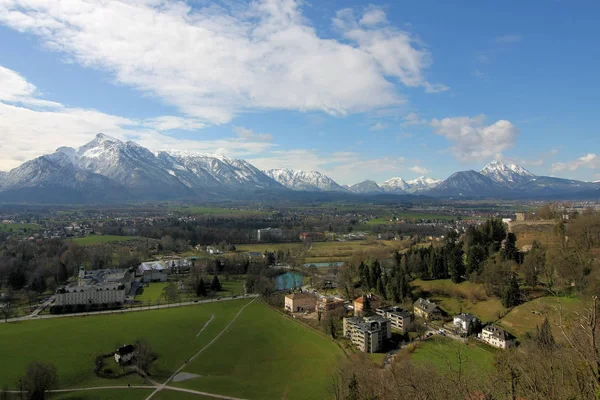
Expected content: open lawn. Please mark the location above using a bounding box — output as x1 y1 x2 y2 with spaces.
53 389 154 400
136 282 170 303
412 279 505 323
71 235 140 245
0 299 252 389
0 223 41 232
174 301 345 400
411 337 496 375
498 296 585 340
234 239 408 263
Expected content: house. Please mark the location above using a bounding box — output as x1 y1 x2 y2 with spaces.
453 313 479 334
343 315 392 353
376 306 413 332
136 261 168 283
480 325 515 349
354 294 381 316
316 296 345 314
284 292 316 313
299 232 325 241
413 298 442 320
206 246 223 255
114 344 135 364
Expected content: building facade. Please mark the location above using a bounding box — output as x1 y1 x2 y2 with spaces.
343 315 392 353
376 306 413 332
55 267 134 307
480 325 515 349
137 261 168 283
257 227 283 242
285 292 316 313
413 298 442 320
354 294 381 317
453 313 479 334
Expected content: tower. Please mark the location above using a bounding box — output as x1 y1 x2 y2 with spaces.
78 265 85 286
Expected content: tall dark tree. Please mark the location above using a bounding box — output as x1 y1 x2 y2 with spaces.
536 317 555 349
362 295 373 317
196 278 207 297
21 362 58 400
210 275 222 292
522 241 545 287
347 373 360 400
448 247 465 283
502 275 521 308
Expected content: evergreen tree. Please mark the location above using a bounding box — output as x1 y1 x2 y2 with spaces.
466 244 486 274
347 373 360 400
196 278 207 297
377 277 386 299
522 241 545 287
448 247 465 283
363 295 373 316
502 275 521 308
536 317 555 349
210 275 222 292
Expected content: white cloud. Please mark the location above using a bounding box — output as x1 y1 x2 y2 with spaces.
234 126 273 142
0 65 274 171
402 112 421 126
476 53 489 64
369 122 387 131
551 154 599 172
0 0 444 124
429 115 519 163
496 34 521 44
409 165 429 174
359 7 387 27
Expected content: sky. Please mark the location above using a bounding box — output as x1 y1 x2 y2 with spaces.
0 0 599 185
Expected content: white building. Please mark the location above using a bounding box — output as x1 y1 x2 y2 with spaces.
257 227 283 242
114 344 135 364
55 267 134 307
137 261 168 283
453 313 479 334
343 315 392 353
480 325 515 349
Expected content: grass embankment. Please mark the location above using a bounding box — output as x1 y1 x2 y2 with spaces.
499 296 584 340
70 235 140 245
53 389 155 400
0 299 251 389
175 300 345 400
411 337 496 375
412 279 505 323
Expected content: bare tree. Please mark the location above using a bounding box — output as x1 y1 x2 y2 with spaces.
20 361 58 400
134 340 154 375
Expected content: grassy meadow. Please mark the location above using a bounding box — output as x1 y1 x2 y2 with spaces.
171 207 273 217
0 223 41 232
53 389 154 400
174 300 345 400
0 299 252 389
411 337 497 375
70 235 140 245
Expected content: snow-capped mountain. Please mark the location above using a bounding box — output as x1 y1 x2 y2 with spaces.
427 170 501 197
406 176 442 192
265 169 346 192
349 180 384 194
380 177 409 193
0 133 283 202
480 160 535 187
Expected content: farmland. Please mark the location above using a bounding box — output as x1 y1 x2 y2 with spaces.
173 300 345 400
70 235 140 245
0 222 41 232
171 206 273 217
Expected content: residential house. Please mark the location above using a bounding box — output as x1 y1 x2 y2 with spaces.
413 298 442 320
206 246 223 255
354 294 381 317
136 261 168 283
284 292 316 313
114 344 135 364
453 313 479 334
316 296 345 314
480 325 515 349
343 315 392 353
376 306 413 332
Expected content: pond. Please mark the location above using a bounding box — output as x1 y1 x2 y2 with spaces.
274 272 305 291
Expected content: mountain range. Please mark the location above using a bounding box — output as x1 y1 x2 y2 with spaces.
0 133 598 203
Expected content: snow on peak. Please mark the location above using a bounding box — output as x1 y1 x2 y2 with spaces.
265 168 345 192
380 177 410 192
480 160 534 187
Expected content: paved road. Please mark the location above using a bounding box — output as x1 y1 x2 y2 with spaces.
1 295 259 323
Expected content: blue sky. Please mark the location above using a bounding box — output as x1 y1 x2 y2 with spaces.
0 0 599 184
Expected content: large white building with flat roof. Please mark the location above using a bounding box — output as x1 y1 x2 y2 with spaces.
137 261 168 283
55 267 134 307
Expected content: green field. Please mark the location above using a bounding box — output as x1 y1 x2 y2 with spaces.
174 301 345 400
71 235 140 245
0 299 252 389
499 296 584 340
136 282 170 303
0 223 41 232
411 337 496 375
